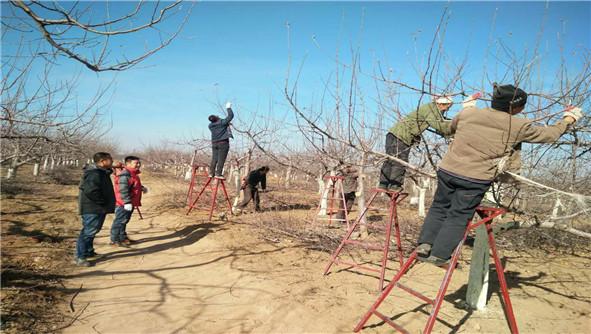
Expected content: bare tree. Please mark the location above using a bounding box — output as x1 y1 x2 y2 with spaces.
4 1 194 72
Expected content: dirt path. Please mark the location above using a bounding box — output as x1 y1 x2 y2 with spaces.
62 178 591 334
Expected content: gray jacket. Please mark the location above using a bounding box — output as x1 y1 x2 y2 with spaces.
209 108 234 142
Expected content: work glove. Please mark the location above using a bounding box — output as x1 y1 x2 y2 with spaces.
462 92 482 108
142 186 149 194
563 106 582 123
225 102 232 110
123 203 133 211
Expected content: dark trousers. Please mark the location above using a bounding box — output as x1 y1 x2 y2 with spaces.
418 170 491 259
210 140 230 176
76 213 107 259
110 206 133 242
336 192 356 221
238 187 260 211
379 133 411 188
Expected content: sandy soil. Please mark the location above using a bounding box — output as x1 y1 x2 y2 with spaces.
2 170 589 333
58 174 591 334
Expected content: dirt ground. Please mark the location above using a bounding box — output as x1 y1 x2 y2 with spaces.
2 170 591 333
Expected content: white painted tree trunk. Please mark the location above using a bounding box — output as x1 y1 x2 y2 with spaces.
285 164 293 188
418 187 426 217
6 168 15 179
551 197 563 218
318 170 335 216
50 157 56 170
410 180 419 206
42 156 49 171
233 151 252 208
33 163 40 176
317 174 324 195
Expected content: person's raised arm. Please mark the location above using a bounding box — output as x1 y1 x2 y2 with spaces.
220 102 234 126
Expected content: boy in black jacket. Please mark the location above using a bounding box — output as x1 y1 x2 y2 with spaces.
75 152 116 267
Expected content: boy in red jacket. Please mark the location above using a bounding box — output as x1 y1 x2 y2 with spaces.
111 156 148 246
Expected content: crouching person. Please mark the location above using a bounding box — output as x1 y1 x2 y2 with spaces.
416 84 582 266
76 152 116 267
234 166 270 213
111 156 148 246
335 164 358 225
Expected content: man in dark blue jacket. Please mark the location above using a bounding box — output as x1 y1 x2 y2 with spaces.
208 102 234 178
76 152 116 267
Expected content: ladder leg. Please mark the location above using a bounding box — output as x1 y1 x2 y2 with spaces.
379 195 396 291
486 223 519 334
423 234 468 334
393 196 404 267
186 167 196 205
329 182 336 225
209 179 220 221
340 181 350 230
354 252 418 332
186 177 212 215
324 191 379 275
220 180 234 214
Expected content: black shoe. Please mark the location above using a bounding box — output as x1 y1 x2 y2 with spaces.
416 244 432 258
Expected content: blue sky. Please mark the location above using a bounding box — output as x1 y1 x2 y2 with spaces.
2 1 590 152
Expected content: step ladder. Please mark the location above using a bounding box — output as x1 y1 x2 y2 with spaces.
186 164 212 206
314 175 351 229
186 176 233 221
324 188 408 291
354 207 518 334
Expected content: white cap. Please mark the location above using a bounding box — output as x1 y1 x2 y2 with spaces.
435 95 453 104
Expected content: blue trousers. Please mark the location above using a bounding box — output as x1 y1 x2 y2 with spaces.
76 213 107 259
110 206 133 242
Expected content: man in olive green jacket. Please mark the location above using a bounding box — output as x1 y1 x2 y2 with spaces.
416 84 582 266
379 96 454 191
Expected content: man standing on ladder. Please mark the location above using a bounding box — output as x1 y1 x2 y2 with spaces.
416 84 582 266
380 95 477 192
208 102 234 178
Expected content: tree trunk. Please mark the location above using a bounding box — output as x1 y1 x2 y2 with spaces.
357 152 368 225
285 164 293 188
466 223 490 310
33 162 40 176
42 156 49 171
318 170 334 216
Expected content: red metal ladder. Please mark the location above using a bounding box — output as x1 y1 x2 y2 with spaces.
186 176 233 221
324 188 408 291
314 175 351 229
354 207 519 334
186 164 211 206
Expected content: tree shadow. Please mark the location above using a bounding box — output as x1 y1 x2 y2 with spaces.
3 219 70 243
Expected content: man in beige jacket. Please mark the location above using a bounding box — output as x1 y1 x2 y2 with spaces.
416 84 582 265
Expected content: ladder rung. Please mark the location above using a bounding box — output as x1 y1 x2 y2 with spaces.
344 239 384 251
333 259 381 273
396 283 434 305
373 310 410 334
